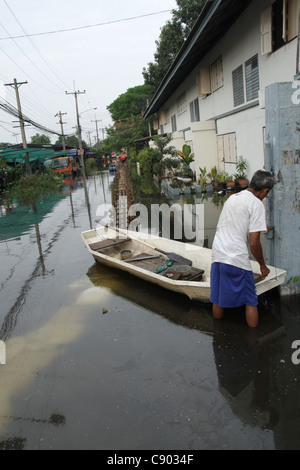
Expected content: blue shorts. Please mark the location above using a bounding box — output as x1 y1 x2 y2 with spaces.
210 262 258 308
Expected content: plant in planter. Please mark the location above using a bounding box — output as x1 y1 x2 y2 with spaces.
177 145 194 180
214 171 228 191
198 166 208 191
226 174 235 190
207 166 217 183
234 156 249 188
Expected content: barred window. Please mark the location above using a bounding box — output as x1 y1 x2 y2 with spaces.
171 114 177 132
245 55 259 101
232 55 259 107
232 65 244 107
190 98 200 122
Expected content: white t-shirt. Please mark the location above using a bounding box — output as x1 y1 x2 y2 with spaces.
212 190 267 271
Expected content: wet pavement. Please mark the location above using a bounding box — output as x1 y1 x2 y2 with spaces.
0 172 300 450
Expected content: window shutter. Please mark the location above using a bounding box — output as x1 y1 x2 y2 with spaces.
223 133 237 163
261 6 273 55
196 68 211 96
287 0 298 41
232 65 245 107
245 55 259 101
210 57 223 92
194 98 200 122
159 110 168 125
190 102 195 122
153 119 159 131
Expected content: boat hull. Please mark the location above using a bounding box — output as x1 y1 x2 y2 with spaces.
81 228 287 303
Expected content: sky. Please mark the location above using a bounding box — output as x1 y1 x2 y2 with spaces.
0 0 177 146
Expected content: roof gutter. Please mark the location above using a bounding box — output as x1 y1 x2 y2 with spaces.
143 0 223 119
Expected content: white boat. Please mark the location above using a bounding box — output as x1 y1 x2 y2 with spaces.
81 226 287 303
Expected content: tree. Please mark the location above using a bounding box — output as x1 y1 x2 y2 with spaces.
143 0 204 91
55 135 87 148
30 133 51 145
107 84 153 122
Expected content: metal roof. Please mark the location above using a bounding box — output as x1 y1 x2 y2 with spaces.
144 0 254 119
0 147 69 164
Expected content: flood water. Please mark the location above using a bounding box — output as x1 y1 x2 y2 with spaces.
0 171 300 451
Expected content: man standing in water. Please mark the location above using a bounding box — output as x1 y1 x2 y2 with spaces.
210 170 276 328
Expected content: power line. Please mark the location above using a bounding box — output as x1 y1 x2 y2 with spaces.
0 95 70 137
3 0 71 90
0 10 172 40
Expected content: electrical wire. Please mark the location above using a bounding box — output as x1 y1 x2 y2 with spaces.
0 96 72 136
0 10 172 40
3 0 72 90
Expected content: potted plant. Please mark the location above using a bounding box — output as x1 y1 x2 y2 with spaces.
199 166 208 192
214 170 228 191
234 156 248 188
177 145 194 181
226 174 235 190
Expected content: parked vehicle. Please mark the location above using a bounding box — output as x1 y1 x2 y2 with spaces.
51 156 79 178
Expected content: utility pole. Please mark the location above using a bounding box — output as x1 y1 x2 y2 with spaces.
65 89 86 179
91 118 101 147
55 111 67 150
4 78 31 173
66 89 91 221
87 131 93 148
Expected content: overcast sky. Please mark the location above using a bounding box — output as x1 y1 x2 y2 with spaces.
0 0 177 146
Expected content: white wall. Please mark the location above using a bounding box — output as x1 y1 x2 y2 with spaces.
157 0 299 180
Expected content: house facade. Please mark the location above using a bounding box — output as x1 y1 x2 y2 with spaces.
145 0 300 181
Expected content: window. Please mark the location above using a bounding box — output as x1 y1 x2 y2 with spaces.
232 55 259 107
261 0 298 55
218 133 237 164
196 68 211 96
210 56 223 92
159 109 168 125
190 98 200 122
171 114 177 132
245 55 259 101
177 92 187 115
232 65 245 107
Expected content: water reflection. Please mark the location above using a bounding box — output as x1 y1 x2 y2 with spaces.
86 262 300 449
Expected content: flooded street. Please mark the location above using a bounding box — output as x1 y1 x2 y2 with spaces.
0 172 300 450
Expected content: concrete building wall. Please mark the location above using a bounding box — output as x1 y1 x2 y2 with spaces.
265 82 300 294
158 0 299 181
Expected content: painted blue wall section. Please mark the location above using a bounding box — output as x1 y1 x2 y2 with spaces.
265 82 300 295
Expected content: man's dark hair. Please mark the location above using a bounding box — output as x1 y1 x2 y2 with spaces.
249 170 276 191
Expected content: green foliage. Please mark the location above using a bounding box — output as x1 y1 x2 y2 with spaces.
107 84 153 122
152 134 177 158
30 133 51 145
138 147 161 178
86 158 98 175
234 156 248 179
55 135 88 149
177 144 194 176
199 166 207 184
8 169 63 211
143 0 205 90
102 115 148 155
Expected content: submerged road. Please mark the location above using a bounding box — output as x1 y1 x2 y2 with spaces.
0 172 300 450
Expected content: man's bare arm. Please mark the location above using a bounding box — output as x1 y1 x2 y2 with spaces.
249 232 270 278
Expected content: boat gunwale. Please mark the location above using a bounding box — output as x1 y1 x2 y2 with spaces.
81 232 211 288
81 228 287 294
